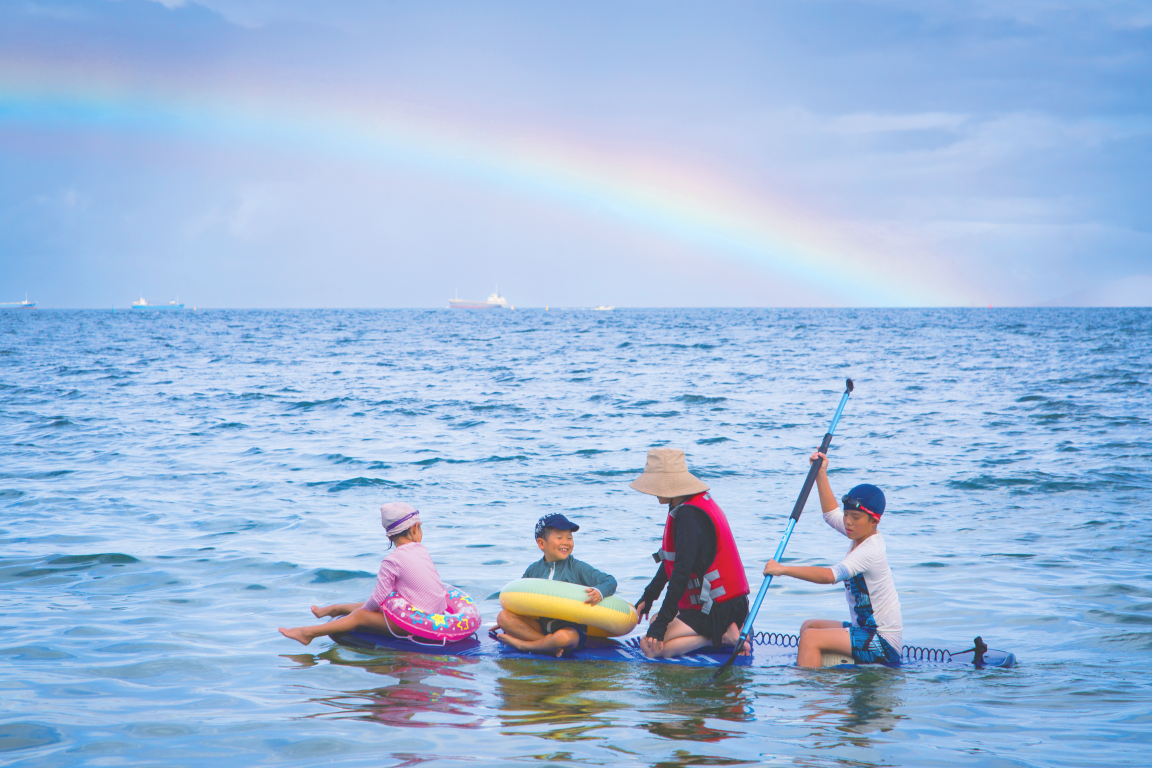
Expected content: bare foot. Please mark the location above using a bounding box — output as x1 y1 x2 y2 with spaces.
310 605 330 619
496 633 568 657
639 636 663 658
279 627 313 646
722 626 752 656
496 633 529 652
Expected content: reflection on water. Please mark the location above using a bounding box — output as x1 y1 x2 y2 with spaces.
651 753 757 768
494 657 631 742
804 667 905 753
838 669 904 735
284 648 486 729
635 666 755 744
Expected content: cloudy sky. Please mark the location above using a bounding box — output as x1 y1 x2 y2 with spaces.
2 0 1150 308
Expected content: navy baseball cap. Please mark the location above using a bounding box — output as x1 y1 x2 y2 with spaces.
535 513 580 540
842 484 886 520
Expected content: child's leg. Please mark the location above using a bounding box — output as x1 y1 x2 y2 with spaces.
799 619 845 634
279 607 399 646
312 602 365 619
795 620 853 668
496 610 545 641
497 626 581 657
495 611 581 657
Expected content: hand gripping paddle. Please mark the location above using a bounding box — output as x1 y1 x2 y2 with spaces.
712 378 854 679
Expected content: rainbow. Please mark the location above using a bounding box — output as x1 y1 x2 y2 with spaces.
1 63 969 305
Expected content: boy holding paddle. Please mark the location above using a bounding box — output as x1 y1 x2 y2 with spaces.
762 451 903 667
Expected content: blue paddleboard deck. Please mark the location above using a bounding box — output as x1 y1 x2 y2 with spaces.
335 630 753 667
333 630 1016 669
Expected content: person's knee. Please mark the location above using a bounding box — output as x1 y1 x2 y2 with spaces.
497 610 514 629
799 619 824 635
798 629 821 650
553 628 579 648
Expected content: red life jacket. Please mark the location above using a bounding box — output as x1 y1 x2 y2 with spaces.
657 492 750 613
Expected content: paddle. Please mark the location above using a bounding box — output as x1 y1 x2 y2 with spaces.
711 378 854 679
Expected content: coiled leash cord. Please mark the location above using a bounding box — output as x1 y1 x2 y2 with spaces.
750 631 987 664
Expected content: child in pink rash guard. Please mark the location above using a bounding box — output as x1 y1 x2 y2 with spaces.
278 503 449 646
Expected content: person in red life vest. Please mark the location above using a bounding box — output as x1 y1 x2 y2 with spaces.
630 448 752 658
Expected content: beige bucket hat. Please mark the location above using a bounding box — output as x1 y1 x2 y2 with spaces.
629 448 709 498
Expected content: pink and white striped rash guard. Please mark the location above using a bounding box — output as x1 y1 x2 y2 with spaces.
362 542 448 615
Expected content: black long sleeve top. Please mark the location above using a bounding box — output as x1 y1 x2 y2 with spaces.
638 504 718 640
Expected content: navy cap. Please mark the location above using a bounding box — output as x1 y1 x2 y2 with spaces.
843 484 886 520
535 513 580 540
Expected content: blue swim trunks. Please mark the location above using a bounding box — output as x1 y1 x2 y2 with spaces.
541 618 588 651
843 622 901 666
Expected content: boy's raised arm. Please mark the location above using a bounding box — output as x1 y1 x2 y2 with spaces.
812 451 838 513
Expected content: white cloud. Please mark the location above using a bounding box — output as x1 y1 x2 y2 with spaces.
761 107 969 136
180 185 290 242
841 0 1152 28
33 186 88 212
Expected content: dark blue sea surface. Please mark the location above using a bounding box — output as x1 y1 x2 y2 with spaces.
1 307 1149 767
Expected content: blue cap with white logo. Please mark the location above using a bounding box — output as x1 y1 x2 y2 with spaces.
534 513 580 540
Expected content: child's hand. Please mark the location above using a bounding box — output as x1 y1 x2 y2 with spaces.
810 451 829 474
763 559 786 577
584 587 602 606
635 599 650 620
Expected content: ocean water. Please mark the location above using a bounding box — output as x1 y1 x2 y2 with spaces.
1 307 1149 768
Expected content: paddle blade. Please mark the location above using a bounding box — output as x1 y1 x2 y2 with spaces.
710 638 746 679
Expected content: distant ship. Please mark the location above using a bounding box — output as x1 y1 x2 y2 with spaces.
131 296 185 311
449 288 510 310
592 305 615 311
0 295 36 309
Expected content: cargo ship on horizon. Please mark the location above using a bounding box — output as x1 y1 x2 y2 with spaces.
0 295 36 309
132 296 185 311
449 287 510 310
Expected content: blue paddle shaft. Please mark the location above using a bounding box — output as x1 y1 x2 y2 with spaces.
742 518 796 631
737 382 852 640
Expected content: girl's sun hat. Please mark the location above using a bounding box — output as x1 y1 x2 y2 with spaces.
629 448 709 498
380 502 421 535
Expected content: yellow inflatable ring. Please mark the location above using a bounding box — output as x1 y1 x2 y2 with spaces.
499 578 639 637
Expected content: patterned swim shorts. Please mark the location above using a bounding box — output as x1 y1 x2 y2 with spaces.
843 622 901 666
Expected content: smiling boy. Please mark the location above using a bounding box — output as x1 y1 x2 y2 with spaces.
763 451 903 668
496 513 618 657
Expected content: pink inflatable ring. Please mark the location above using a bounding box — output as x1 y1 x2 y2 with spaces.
381 586 481 643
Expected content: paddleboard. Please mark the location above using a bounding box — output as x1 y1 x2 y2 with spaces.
335 630 754 667
333 629 1016 669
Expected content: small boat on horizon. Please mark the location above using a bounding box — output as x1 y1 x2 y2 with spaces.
449 287 510 310
592 305 615 311
0 294 36 309
131 296 185 311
